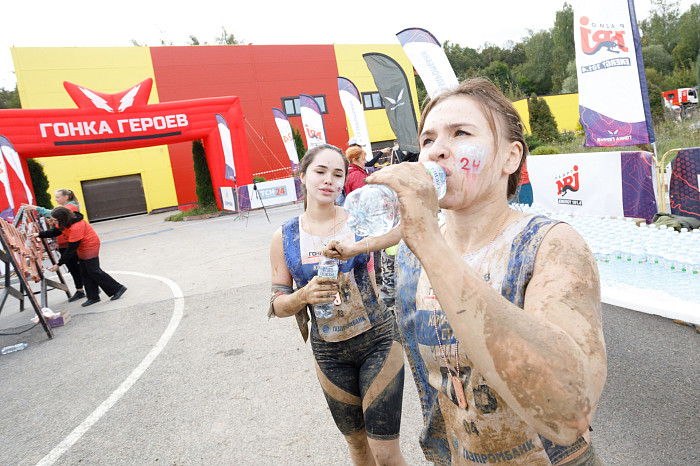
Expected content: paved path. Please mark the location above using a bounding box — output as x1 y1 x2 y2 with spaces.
0 205 697 465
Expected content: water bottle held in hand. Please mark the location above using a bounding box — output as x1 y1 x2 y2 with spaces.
314 257 338 319
345 162 446 237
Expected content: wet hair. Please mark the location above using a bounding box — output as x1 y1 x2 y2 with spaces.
418 78 528 198
56 188 80 208
298 144 348 210
345 146 366 165
51 206 77 230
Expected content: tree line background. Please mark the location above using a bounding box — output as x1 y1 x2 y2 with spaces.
411 1 699 123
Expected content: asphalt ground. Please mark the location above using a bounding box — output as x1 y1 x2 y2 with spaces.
0 204 697 465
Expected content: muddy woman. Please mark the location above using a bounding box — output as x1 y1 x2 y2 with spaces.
268 143 407 465
326 79 607 465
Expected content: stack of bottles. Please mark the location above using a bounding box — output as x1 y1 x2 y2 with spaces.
516 204 700 304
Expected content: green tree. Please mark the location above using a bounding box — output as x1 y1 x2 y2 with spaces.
671 4 700 69
646 81 665 123
640 0 681 53
215 27 242 45
642 44 674 74
0 86 20 109
550 3 575 93
561 60 578 94
528 94 559 143
26 159 52 209
665 66 696 89
644 67 668 92
192 140 217 207
443 41 481 79
293 127 306 162
482 61 513 92
515 30 555 95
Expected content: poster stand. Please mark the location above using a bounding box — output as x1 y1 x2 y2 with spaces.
0 208 71 339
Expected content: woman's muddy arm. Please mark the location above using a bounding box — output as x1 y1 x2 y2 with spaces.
414 224 606 445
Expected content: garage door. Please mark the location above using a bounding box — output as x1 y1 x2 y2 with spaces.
81 174 148 222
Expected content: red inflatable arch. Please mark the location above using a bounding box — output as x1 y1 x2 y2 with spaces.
0 78 252 219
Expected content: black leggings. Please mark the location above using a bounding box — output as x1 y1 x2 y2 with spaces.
311 318 405 440
79 256 122 300
58 247 83 289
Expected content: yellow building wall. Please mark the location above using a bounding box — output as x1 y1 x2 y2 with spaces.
512 93 581 135
11 47 178 214
334 44 420 145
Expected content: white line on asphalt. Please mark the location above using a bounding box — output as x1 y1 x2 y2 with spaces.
35 271 185 466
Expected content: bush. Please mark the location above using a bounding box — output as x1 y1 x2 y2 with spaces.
253 176 267 183
26 159 52 208
293 127 306 162
531 145 560 155
192 140 217 208
528 94 560 143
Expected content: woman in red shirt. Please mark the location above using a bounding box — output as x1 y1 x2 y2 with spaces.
344 146 370 195
37 207 126 307
23 189 85 301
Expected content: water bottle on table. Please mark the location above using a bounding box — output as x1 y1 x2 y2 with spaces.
315 257 339 319
345 161 447 237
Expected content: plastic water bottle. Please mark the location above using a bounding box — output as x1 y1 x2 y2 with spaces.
1 343 28 355
345 162 447 237
315 257 339 319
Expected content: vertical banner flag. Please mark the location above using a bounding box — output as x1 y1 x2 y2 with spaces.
337 77 372 160
272 108 300 171
299 94 327 149
363 53 419 153
396 28 459 98
574 0 655 147
0 136 18 220
215 114 236 183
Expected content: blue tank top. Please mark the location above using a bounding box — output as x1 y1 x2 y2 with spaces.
395 215 589 465
282 216 390 343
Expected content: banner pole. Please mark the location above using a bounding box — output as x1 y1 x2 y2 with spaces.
652 142 665 213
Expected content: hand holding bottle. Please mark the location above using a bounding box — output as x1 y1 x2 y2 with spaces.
363 162 444 247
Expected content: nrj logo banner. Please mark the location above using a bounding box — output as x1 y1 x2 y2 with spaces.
299 94 327 149
574 0 654 147
528 151 657 221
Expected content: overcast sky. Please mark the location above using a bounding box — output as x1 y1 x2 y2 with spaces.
1 0 696 90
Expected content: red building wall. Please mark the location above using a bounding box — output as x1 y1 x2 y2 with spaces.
150 45 346 206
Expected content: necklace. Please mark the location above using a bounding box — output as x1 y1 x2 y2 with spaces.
304 207 342 305
431 208 513 410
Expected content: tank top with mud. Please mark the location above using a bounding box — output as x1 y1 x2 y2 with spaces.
282 216 389 343
395 215 589 465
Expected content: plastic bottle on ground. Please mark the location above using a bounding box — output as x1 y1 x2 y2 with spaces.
1 343 28 355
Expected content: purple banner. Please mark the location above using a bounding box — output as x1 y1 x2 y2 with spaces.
580 106 651 147
621 151 657 222
237 186 251 211
669 148 700 221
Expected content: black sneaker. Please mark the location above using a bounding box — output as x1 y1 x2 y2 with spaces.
81 298 101 307
68 290 86 302
111 286 127 301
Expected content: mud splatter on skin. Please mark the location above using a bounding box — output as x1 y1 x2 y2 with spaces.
479 228 604 442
